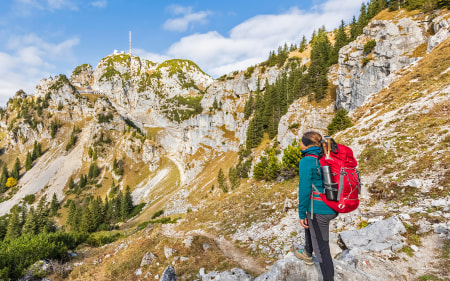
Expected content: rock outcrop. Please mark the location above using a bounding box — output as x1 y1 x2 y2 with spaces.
336 12 450 111
339 216 407 253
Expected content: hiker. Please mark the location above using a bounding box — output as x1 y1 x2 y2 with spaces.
295 131 338 281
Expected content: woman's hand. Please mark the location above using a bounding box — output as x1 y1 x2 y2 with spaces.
299 218 309 229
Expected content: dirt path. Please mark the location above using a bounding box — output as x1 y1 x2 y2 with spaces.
159 225 266 275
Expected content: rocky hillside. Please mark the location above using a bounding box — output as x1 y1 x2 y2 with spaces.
0 7 449 281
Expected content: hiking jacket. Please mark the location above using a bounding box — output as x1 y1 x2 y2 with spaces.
298 146 337 220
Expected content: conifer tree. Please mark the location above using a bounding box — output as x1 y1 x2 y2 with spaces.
50 193 60 216
25 152 32 171
68 177 75 189
66 200 77 231
113 190 123 222
103 195 111 224
11 157 20 180
329 20 348 65
350 16 358 40
327 109 353 135
308 27 331 101
5 208 21 240
22 207 37 236
228 167 240 190
89 198 102 231
299 35 307 52
217 168 228 193
79 174 87 189
0 215 8 241
80 201 94 232
121 185 133 220
0 166 8 193
243 92 254 120
281 139 303 177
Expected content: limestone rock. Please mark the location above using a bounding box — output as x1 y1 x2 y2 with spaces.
199 267 253 281
277 96 334 150
140 252 157 266
254 253 374 281
164 246 177 258
336 17 429 111
339 216 406 252
161 265 177 281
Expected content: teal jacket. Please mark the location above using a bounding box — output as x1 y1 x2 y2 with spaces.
298 146 337 220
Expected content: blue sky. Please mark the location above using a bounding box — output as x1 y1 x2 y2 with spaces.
0 0 366 106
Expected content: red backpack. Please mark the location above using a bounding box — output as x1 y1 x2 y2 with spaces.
309 137 361 215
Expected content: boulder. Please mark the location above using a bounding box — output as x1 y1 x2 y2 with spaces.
164 246 177 258
254 253 375 281
161 265 177 281
199 267 254 281
339 216 406 252
140 252 157 266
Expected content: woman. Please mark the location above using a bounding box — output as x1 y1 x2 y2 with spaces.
295 131 337 281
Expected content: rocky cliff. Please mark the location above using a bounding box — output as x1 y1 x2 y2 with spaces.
336 9 450 111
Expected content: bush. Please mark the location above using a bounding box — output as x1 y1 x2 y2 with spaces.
363 40 376 53
23 194 35 204
0 232 87 279
327 109 352 136
129 203 146 218
281 139 303 177
86 231 121 247
362 57 372 66
151 210 164 219
97 113 113 123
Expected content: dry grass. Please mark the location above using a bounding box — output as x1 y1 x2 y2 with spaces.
353 37 450 121
409 42 428 58
372 8 421 21
66 225 240 281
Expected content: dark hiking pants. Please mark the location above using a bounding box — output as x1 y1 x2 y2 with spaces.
304 212 338 281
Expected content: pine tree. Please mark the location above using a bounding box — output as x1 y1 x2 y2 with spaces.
80 200 94 232
299 35 307 52
68 177 75 189
228 167 240 190
308 27 331 101
243 92 254 120
327 109 353 135
350 16 358 40
121 185 134 220
217 169 228 193
329 20 348 65
50 193 60 216
11 157 20 180
113 190 123 222
88 162 98 179
5 207 21 240
35 195 55 233
66 201 77 231
79 174 87 189
89 198 102 231
281 139 303 177
0 165 8 193
22 207 37 236
25 152 32 171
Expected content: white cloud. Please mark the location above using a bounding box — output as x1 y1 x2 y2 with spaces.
0 34 79 106
12 0 78 14
134 48 171 64
163 5 211 32
160 0 364 77
91 0 107 8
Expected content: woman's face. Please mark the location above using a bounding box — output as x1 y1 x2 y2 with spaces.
300 141 307 151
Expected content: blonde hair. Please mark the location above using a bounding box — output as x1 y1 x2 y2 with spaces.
302 131 323 150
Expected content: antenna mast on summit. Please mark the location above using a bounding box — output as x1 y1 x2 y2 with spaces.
129 31 132 57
